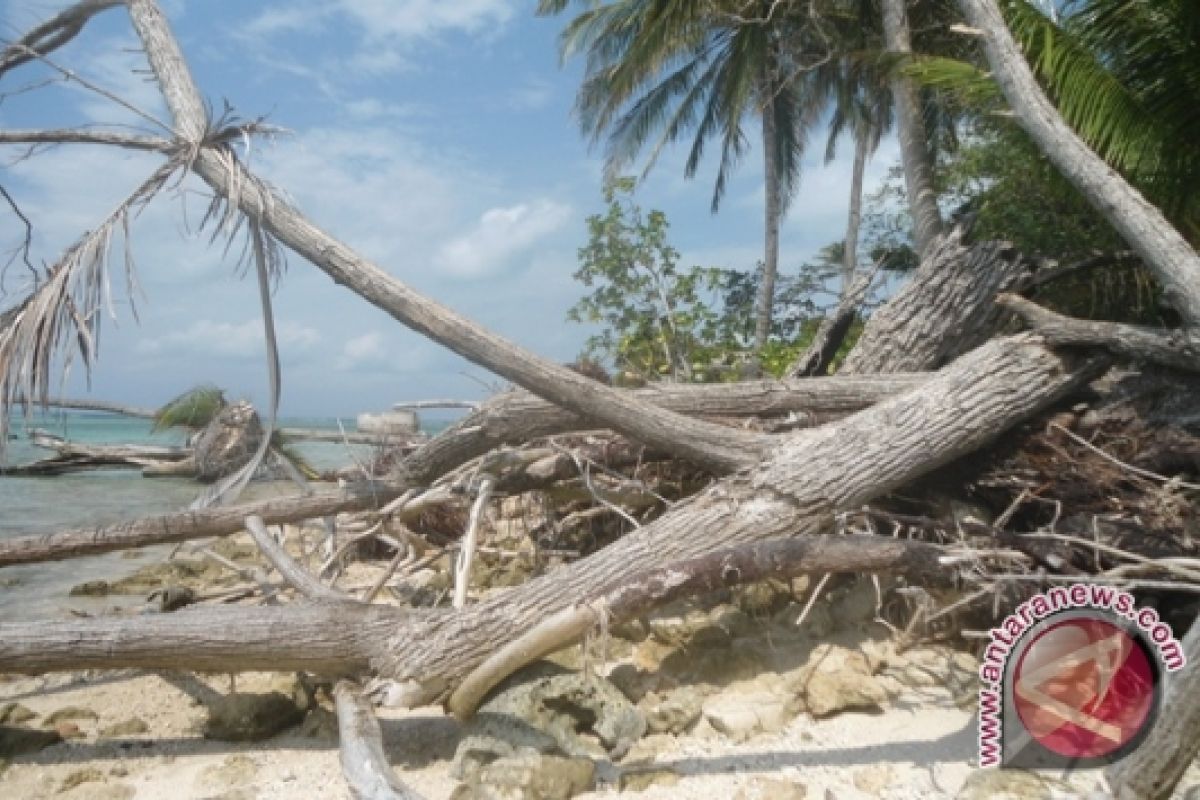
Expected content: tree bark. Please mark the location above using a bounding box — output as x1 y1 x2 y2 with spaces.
956 0 1200 327
753 90 782 361
882 0 944 260
0 372 923 567
0 336 1106 690
842 225 1029 373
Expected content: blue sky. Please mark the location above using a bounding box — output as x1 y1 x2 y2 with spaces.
1 0 900 419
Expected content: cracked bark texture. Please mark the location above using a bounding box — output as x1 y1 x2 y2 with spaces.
841 226 1030 374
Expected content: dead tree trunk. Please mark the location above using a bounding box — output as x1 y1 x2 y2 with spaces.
0 336 1106 696
841 226 1030 373
0 373 923 567
786 269 873 378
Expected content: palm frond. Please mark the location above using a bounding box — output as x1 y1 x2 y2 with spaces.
0 156 183 447
903 55 1003 107
189 217 284 510
152 384 227 432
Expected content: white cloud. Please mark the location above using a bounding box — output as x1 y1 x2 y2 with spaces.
242 0 514 75
436 199 572 278
502 78 555 111
344 0 513 41
135 319 320 360
338 332 386 369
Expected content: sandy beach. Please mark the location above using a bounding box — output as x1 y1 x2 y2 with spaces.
4 535 1196 800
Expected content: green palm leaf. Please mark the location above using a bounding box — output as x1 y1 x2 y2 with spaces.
152 384 226 433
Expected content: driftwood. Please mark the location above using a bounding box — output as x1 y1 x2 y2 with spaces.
0 335 1105 689
0 372 923 567
1 430 191 476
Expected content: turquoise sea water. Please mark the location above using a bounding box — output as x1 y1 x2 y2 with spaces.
0 412 373 618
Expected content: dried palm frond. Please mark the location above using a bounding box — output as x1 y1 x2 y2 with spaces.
188 215 286 510
0 155 185 448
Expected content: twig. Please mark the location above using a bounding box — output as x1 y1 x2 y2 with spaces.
1049 422 1200 491
5 45 171 133
0 183 36 280
0 0 123 78
990 573 1200 594
319 522 385 578
453 475 494 608
362 544 414 604
244 515 355 603
1021 530 1200 583
552 439 643 529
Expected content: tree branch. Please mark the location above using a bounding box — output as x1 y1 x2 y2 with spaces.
244 514 356 603
998 293 1200 373
0 129 173 152
335 680 426 800
447 534 955 718
0 0 123 78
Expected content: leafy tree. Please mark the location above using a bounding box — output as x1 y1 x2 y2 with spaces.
567 177 725 383
568 179 845 381
540 0 833 362
909 0 1200 240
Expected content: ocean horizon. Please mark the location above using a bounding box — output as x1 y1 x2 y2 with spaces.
0 410 427 618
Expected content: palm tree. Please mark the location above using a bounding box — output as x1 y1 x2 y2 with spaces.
820 7 895 283
881 0 946 260
910 0 1200 240
539 1 830 366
